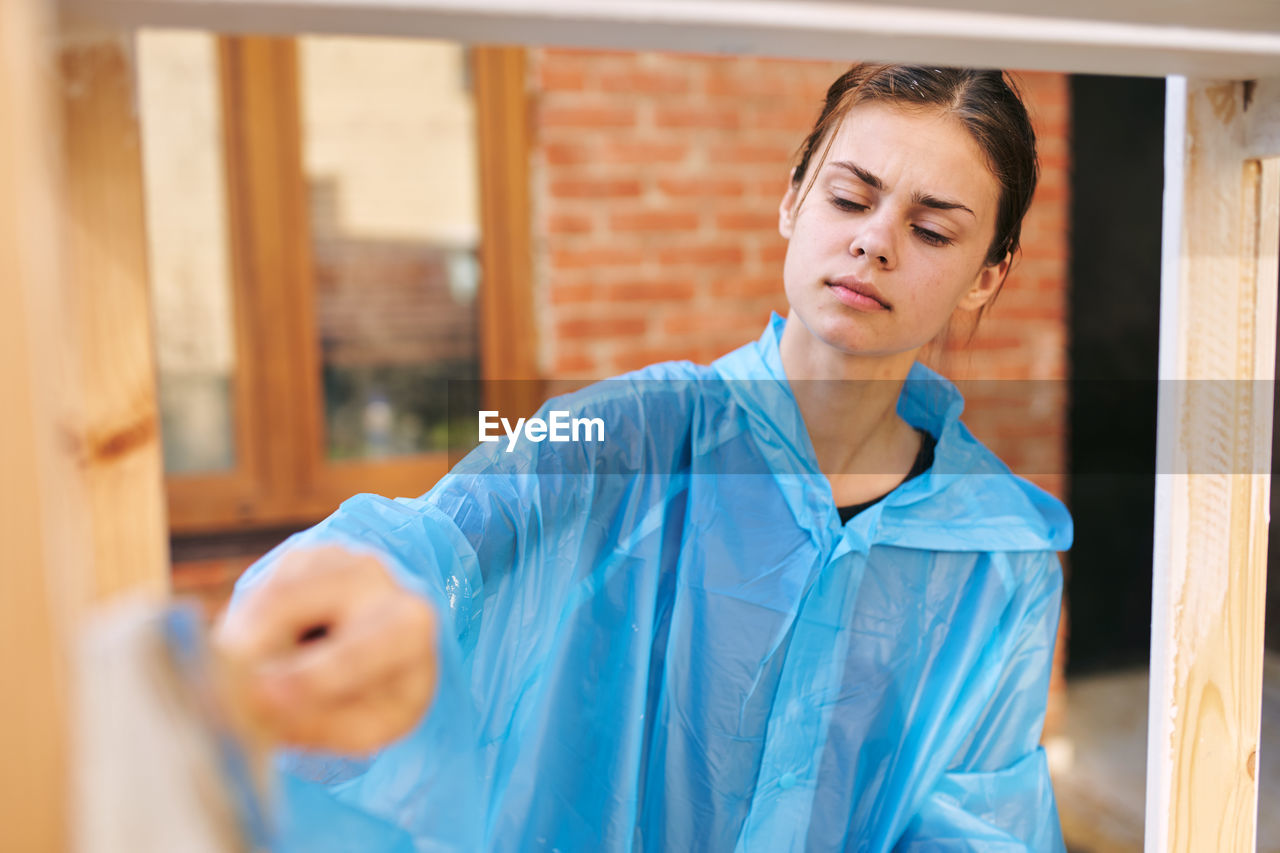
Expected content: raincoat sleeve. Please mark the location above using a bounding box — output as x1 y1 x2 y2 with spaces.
227 379 691 851
228 462 524 852
895 551 1067 853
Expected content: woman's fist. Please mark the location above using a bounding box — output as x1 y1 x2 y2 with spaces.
214 546 438 754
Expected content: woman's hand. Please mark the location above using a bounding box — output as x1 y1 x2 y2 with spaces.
214 545 439 754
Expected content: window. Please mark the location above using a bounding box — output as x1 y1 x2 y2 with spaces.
139 33 539 535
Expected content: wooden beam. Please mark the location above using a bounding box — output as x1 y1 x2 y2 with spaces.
1147 77 1278 853
64 0 1280 79
0 0 91 847
61 33 171 600
473 46 543 419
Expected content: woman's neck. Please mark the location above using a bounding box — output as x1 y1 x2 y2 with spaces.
778 313 923 505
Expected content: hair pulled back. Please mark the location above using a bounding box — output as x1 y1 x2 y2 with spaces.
792 64 1039 269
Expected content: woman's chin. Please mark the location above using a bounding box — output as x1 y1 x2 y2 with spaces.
784 305 919 365
811 318 881 357
815 325 924 365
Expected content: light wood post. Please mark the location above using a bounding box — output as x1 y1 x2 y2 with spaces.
1147 77 1280 853
60 33 171 600
0 0 91 847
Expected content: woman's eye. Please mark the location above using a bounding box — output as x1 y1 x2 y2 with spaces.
828 195 867 212
912 226 953 247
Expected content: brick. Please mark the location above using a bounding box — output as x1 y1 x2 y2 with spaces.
549 283 599 304
654 106 740 130
544 142 593 166
1033 184 1066 204
540 105 637 129
1026 79 1068 112
1031 117 1068 139
753 178 794 199
656 244 744 266
752 105 824 131
605 280 696 302
598 140 690 164
989 303 1065 322
710 143 793 165
662 311 766 337
599 70 692 95
550 247 647 269
547 213 595 235
705 69 799 99
758 243 789 265
556 316 648 339
1039 151 1068 171
610 210 700 232
552 350 599 374
609 346 703 372
549 177 643 199
657 177 746 198
966 335 1026 351
539 65 590 91
715 211 779 231
710 275 783 299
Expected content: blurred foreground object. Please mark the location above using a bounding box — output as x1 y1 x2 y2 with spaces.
75 600 272 853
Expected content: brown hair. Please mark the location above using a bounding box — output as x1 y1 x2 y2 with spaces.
791 64 1039 272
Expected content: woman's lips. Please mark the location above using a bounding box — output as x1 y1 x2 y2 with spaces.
826 277 890 311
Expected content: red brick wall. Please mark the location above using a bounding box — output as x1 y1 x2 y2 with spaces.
534 51 838 377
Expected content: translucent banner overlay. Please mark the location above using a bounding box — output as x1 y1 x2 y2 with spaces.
428 379 1277 476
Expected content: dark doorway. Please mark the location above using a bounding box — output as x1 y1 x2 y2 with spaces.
1066 75 1164 674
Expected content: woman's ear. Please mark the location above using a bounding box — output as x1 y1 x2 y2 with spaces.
958 253 1011 311
779 174 799 240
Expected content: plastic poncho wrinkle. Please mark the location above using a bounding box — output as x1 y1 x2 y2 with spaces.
234 313 1073 852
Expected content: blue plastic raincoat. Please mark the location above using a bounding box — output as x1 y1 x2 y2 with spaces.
237 313 1072 852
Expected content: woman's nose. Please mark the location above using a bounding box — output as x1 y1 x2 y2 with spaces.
851 244 890 267
849 219 895 269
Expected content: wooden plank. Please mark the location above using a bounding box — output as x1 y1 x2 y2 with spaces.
473 47 543 418
63 0 1280 79
217 37 316 521
0 0 91 847
1147 77 1278 853
61 35 172 601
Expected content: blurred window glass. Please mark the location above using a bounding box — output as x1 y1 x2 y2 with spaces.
138 30 238 475
299 38 481 461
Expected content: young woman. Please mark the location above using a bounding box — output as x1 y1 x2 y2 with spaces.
218 63 1072 851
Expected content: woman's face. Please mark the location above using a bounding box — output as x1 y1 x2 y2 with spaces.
779 102 1008 362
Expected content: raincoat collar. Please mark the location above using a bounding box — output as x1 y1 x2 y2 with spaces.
711 313 1072 554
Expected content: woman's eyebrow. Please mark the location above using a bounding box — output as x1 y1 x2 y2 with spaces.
912 192 975 218
830 160 975 218
832 160 883 191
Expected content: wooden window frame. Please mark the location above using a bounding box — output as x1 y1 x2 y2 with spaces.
166 37 539 534
20 1 1280 849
